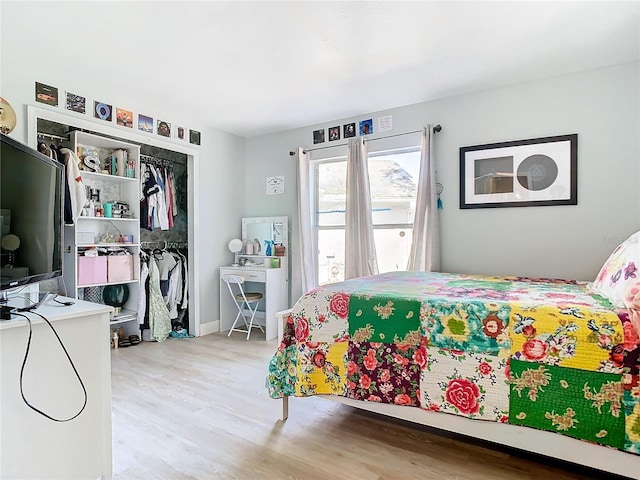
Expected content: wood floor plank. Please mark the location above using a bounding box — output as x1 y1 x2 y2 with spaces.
111 333 624 480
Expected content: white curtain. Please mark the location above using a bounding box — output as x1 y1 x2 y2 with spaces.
345 137 378 280
296 147 318 293
407 126 440 271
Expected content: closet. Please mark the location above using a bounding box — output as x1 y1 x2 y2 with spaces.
28 106 199 339
138 151 190 339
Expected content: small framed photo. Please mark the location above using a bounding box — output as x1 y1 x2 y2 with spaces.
176 125 186 141
94 101 112 121
189 129 201 145
359 119 373 135
65 92 85 114
313 128 325 144
328 126 340 141
460 134 578 209
35 82 58 107
343 122 356 138
138 114 153 133
157 120 171 137
116 108 133 128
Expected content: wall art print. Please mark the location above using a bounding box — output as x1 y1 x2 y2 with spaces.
157 120 171 137
65 92 86 114
35 82 58 107
138 114 153 133
189 129 201 145
313 128 325 144
344 122 356 138
460 134 577 209
359 118 373 135
94 101 113 122
116 107 133 128
328 126 340 141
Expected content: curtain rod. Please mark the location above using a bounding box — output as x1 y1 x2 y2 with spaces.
292 124 442 155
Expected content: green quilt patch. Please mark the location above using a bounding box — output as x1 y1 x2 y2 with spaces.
509 359 624 449
348 294 421 345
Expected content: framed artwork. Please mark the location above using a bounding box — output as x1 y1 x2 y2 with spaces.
189 129 201 145
359 118 373 135
328 126 340 141
343 122 356 138
176 125 186 140
157 120 171 137
116 108 133 128
460 134 577 209
94 101 112 121
65 92 86 114
35 82 58 106
313 128 325 144
138 114 153 133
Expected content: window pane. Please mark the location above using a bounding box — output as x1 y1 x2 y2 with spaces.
317 161 346 227
318 228 345 285
317 227 412 285
369 151 419 225
373 227 413 273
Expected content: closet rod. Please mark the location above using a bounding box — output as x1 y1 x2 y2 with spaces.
140 154 186 167
294 124 441 155
141 240 188 248
37 132 69 141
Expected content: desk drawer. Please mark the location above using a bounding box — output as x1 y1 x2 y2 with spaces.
221 268 266 283
240 270 266 282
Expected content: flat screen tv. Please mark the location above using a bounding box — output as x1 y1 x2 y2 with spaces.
0 133 64 293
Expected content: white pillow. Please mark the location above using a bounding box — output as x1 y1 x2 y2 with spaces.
590 230 640 307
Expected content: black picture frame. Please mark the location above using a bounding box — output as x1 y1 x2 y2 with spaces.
459 134 578 209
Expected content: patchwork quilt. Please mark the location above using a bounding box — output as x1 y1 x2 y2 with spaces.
267 272 640 455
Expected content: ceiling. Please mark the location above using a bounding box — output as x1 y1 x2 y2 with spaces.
1 1 638 138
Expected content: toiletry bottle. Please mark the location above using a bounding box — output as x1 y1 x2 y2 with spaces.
264 240 272 256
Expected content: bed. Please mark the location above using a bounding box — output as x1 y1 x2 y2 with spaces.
267 232 640 478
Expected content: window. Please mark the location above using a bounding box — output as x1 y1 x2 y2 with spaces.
315 148 420 284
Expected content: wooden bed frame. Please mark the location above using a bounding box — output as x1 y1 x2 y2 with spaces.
280 396 640 478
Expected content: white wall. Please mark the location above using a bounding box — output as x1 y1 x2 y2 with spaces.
245 62 640 302
0 55 245 330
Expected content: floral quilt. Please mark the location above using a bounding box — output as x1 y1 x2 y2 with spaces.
267 271 640 455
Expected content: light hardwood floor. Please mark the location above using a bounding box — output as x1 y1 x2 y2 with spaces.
111 333 621 480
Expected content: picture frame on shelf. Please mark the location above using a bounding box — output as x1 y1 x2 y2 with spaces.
459 134 578 209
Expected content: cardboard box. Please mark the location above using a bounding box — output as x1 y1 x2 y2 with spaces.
107 255 134 283
77 256 107 285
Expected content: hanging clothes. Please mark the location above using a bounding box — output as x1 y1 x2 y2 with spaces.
58 148 86 224
138 252 150 326
150 164 169 231
147 255 171 342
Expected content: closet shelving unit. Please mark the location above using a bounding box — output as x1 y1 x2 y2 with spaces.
62 130 141 335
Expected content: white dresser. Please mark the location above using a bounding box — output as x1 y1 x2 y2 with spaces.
219 259 288 340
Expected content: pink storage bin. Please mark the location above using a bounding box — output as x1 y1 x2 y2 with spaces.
77 256 107 285
107 255 134 283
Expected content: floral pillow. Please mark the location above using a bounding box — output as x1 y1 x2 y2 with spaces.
590 230 640 307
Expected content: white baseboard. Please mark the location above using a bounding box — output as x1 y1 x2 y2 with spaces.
199 320 220 336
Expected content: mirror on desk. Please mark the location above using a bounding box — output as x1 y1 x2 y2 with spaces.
241 216 287 256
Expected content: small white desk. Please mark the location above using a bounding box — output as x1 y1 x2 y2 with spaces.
219 260 288 340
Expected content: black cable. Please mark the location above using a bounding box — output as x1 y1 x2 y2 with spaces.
14 310 88 422
52 295 74 306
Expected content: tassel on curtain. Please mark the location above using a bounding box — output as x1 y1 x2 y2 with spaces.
407 125 441 272
296 147 318 293
345 137 378 280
